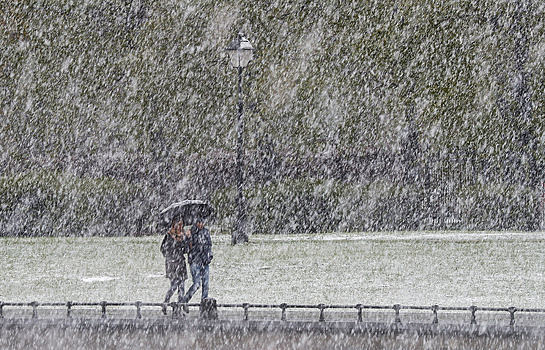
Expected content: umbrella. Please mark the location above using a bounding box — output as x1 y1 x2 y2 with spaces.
159 200 213 228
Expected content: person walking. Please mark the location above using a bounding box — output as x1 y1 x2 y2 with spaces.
160 218 189 315
181 217 213 311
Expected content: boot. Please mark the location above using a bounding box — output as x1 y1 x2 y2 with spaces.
162 302 167 315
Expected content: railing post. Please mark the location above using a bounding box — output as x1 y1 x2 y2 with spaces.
243 303 249 321
101 301 107 318
0 301 3 319
280 303 287 321
470 306 477 325
31 301 38 319
509 307 516 326
356 304 363 323
201 298 218 320
66 301 72 318
318 304 325 322
432 305 439 324
394 304 401 323
135 301 142 319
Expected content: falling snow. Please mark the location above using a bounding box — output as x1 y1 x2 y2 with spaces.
2 1 545 348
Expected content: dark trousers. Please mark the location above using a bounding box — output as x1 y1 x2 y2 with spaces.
164 278 185 303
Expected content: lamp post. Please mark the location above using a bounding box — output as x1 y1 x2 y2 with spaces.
226 32 254 245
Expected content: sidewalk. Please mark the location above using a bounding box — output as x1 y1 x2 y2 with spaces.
2 302 545 338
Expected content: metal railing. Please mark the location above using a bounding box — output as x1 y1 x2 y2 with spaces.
0 301 195 320
2 301 545 326
216 303 545 326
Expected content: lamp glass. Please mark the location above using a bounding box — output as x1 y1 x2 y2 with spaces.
238 49 253 68
227 34 254 68
228 49 254 68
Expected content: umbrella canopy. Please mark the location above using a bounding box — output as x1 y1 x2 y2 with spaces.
159 200 213 228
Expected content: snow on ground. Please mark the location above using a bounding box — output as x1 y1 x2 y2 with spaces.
1 231 544 309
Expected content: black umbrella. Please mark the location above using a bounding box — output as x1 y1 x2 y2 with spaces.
159 200 213 228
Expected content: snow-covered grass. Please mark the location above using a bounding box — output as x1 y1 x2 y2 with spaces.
1 231 544 308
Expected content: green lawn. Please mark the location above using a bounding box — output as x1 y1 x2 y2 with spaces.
1 231 544 308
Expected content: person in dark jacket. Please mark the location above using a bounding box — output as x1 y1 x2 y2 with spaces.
181 217 213 308
160 218 189 314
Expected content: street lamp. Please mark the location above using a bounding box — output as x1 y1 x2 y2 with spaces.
226 32 254 245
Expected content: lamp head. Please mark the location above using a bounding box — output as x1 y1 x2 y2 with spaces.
226 32 254 68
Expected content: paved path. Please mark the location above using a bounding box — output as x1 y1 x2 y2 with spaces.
2 304 545 339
